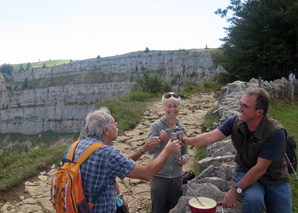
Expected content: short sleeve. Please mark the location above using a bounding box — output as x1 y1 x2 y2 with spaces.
107 147 136 179
218 116 237 136
259 129 286 161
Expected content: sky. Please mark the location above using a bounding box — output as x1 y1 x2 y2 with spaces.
0 0 231 65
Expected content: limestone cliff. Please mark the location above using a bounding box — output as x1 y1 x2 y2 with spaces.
0 50 225 134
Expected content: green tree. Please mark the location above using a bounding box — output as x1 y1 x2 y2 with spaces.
215 0 298 81
22 79 28 90
20 64 24 71
0 64 13 75
26 62 32 70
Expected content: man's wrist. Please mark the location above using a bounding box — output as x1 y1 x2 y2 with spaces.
118 192 123 197
234 185 242 194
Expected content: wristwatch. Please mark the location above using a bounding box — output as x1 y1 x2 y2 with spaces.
234 185 242 194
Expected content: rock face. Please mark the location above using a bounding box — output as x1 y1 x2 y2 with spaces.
11 51 224 83
0 50 225 135
214 77 293 125
0 82 131 134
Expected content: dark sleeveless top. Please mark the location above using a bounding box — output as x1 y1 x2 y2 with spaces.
231 115 289 186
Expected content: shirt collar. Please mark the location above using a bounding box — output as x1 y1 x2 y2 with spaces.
88 136 107 145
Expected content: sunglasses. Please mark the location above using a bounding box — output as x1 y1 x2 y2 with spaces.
163 92 180 99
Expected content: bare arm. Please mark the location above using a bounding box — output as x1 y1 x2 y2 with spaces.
116 181 129 212
223 157 272 208
126 140 181 180
182 129 226 146
237 157 271 190
127 137 160 161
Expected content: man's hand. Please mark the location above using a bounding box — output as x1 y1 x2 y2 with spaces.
222 188 238 208
181 135 191 145
164 139 181 155
143 136 160 151
159 129 170 142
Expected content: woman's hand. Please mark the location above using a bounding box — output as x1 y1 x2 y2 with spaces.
121 196 130 213
177 155 187 165
159 130 170 142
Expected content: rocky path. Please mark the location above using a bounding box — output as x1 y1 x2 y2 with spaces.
0 93 217 213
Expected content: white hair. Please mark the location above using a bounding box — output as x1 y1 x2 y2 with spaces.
85 107 111 138
161 92 181 106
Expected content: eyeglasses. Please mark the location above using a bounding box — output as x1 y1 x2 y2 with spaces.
163 92 180 99
239 103 252 110
107 122 118 127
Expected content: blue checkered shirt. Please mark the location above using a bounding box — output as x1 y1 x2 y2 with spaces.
64 136 136 212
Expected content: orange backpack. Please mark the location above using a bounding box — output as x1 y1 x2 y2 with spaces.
51 139 104 212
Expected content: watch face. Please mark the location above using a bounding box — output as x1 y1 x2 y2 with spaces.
235 185 242 193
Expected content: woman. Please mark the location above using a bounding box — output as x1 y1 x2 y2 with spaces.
148 92 189 213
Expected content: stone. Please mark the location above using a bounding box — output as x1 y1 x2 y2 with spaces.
38 175 47 181
198 155 235 171
198 164 236 181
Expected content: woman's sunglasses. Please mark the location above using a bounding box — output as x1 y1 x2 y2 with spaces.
163 92 180 99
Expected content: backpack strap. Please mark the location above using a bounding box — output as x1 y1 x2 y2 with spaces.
66 139 106 208
75 142 105 166
68 139 82 161
66 139 105 165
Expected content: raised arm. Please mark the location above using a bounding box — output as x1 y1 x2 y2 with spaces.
127 137 160 161
182 129 226 146
126 139 181 180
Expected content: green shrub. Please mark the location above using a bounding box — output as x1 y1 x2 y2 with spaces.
182 82 202 94
213 72 237 85
95 95 151 133
132 73 171 94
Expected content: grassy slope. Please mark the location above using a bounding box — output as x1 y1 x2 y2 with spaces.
10 60 78 72
268 97 298 212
